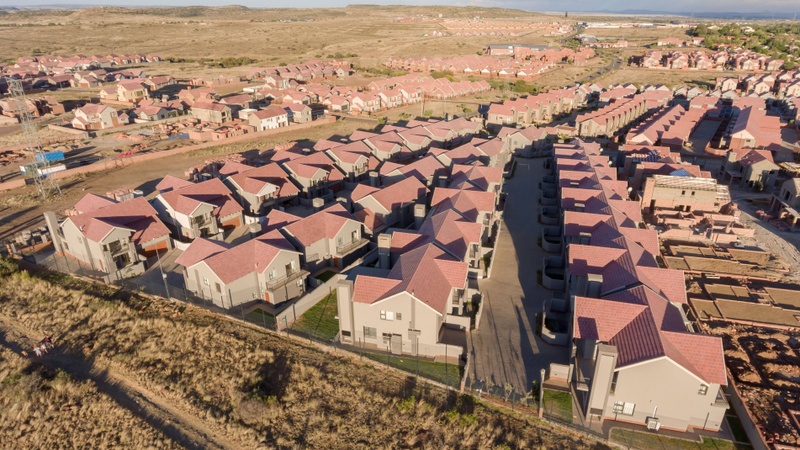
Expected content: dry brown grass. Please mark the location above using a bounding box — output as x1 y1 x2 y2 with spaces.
0 264 609 449
0 6 554 70
0 346 184 449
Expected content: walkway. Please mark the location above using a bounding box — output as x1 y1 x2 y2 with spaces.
467 157 569 395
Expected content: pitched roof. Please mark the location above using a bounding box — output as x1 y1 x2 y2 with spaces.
282 203 358 246
352 243 467 314
431 187 496 222
158 178 243 218
227 163 299 198
68 196 170 246
177 230 298 284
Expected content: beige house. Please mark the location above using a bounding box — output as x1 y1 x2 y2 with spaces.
641 174 730 214
191 101 232 124
100 80 150 103
280 203 367 271
45 194 172 281
283 103 313 123
151 176 243 241
176 230 308 308
350 176 428 233
722 149 779 188
71 104 121 131
337 243 469 360
222 163 300 216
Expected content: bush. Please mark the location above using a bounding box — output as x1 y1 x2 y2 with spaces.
0 258 18 277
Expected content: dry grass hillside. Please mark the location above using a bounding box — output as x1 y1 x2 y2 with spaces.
0 346 184 449
0 6 553 69
0 260 609 449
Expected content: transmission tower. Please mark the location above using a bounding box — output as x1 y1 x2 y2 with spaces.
5 77 60 199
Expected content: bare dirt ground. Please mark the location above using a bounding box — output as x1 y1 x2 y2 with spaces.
703 322 800 447
731 191 800 284
0 119 367 241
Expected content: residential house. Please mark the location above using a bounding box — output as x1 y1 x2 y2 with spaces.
324 141 378 182
280 203 367 270
222 163 300 216
176 230 308 308
430 187 497 242
248 105 289 130
152 177 244 241
336 242 469 359
350 176 428 234
279 151 345 197
71 104 121 131
191 101 232 124
722 149 780 188
46 194 172 281
283 102 313 123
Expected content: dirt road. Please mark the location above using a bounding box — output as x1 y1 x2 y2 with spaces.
0 317 238 450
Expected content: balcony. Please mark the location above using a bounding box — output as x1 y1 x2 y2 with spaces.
105 241 130 257
541 227 562 253
540 188 558 206
542 255 566 291
266 268 310 290
713 389 729 408
540 205 560 226
336 237 369 255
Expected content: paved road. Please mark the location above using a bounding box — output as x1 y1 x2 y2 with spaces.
467 157 569 396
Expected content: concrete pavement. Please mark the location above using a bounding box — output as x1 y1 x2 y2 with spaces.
467 157 569 396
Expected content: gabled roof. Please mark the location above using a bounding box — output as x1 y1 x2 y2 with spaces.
431 187 496 222
282 203 359 246
227 163 299 198
67 195 170 246
176 230 298 284
419 209 482 261
352 243 467 314
158 178 242 219
449 164 503 191
352 176 427 213
155 175 193 193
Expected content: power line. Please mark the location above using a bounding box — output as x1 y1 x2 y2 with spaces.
5 77 61 199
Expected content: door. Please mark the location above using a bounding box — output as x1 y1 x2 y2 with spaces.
285 262 293 277
390 334 402 355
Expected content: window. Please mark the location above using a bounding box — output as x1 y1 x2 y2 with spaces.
382 332 392 341
203 277 209 286
681 190 686 196
613 402 624 414
380 311 395 321
215 282 221 293
396 313 402 321
622 402 635 415
363 326 377 339
691 191 696 196
342 330 351 337
610 371 618 394
699 384 708 395
269 269 276 280
380 311 386 320
296 279 303 287
337 237 344 246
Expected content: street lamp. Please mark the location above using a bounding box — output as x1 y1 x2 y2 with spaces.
539 368 546 418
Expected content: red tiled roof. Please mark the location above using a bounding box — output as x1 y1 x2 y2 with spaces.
431 187 495 222
69 196 170 246
352 243 467 314
283 203 359 246
159 178 242 219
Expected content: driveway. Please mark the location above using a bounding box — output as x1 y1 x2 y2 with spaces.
128 248 186 299
467 158 569 396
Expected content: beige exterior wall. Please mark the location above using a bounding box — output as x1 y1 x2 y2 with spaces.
185 249 305 308
606 357 727 432
641 180 720 213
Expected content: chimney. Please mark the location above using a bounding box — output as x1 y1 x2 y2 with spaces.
414 204 427 230
43 211 63 254
587 273 603 298
368 171 379 187
378 233 392 269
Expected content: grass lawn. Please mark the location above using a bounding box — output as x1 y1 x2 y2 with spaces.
542 389 573 423
244 308 275 328
315 270 337 282
362 351 463 389
610 428 752 450
726 413 751 444
292 292 339 341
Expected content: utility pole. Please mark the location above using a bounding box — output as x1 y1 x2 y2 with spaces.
5 77 60 200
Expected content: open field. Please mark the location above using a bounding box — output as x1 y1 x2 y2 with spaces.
593 66 721 89
0 6 555 69
0 259 610 449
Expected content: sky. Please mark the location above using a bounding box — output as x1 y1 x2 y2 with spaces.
1 0 798 15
